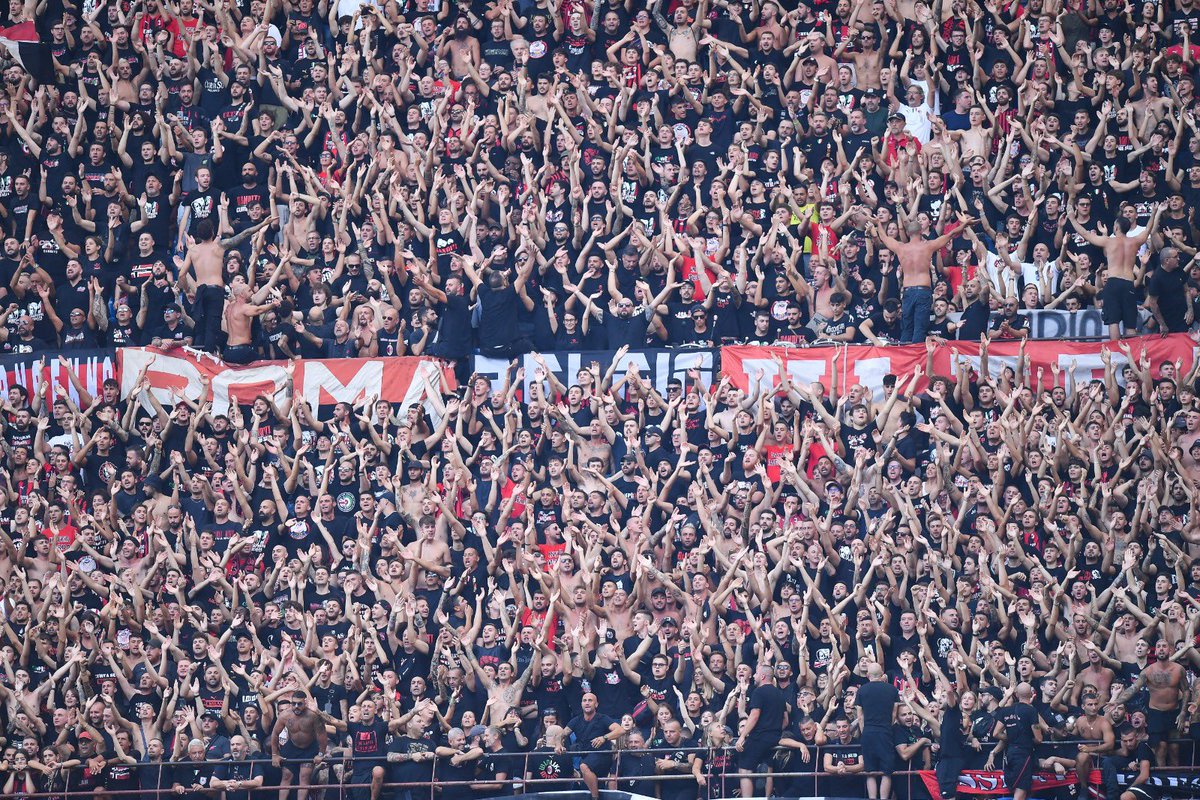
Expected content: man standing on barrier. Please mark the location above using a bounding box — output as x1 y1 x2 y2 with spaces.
561 692 623 800
857 662 902 800
346 699 389 800
989 683 1042 800
736 664 786 798
271 691 328 800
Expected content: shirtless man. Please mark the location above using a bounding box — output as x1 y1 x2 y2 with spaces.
1070 694 1115 794
596 589 636 639
281 188 326 253
222 282 281 364
1178 409 1200 471
438 16 480 79
870 215 977 344
952 106 995 161
143 474 176 526
871 371 915 441
1072 642 1117 706
654 0 706 61
179 216 270 353
1068 204 1162 340
404 515 451 573
458 639 538 725
806 31 840 78
566 421 614 472
394 460 431 521
833 28 883 89
1110 611 1148 665
1117 639 1185 765
270 690 329 800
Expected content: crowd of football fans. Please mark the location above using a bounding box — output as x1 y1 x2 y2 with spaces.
0 0 1196 796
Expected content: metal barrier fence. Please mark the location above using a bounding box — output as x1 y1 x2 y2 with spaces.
17 740 1200 800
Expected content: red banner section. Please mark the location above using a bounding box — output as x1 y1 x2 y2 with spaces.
0 350 117 409
919 768 1101 797
722 335 1198 400
117 348 455 417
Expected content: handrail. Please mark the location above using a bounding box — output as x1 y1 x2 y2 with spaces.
133 738 1122 765
7 764 1200 798
17 738 1197 800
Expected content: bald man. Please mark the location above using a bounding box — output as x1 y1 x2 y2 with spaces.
561 692 623 800
988 683 1042 800
736 664 786 798
856 662 901 800
212 735 264 800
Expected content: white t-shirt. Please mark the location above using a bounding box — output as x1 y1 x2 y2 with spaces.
899 102 934 143
985 251 1020 298
1019 259 1060 298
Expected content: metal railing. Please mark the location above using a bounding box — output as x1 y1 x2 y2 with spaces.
14 740 1200 800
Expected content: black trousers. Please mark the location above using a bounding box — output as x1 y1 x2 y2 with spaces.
194 284 226 351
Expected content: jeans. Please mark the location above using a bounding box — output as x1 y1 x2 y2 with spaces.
222 344 257 365
901 286 933 343
194 284 226 352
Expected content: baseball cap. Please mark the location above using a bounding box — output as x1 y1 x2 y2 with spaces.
888 111 905 121
661 616 678 626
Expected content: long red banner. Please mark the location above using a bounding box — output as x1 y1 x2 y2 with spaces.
721 335 1198 399
117 348 455 417
918 768 1101 797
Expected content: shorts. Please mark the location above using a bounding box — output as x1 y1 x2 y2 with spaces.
579 752 612 777
737 735 778 771
1102 276 1139 329
1127 784 1161 800
1004 752 1034 793
1147 707 1175 746
861 730 897 773
281 740 320 769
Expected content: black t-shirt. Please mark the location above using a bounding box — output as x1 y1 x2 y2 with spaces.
940 703 967 759
311 682 347 717
219 760 261 800
823 737 862 795
856 681 899 730
565 712 616 751
478 282 521 351
172 759 220 800
348 718 390 760
747 683 786 740
995 702 1037 754
1148 265 1189 331
476 749 514 793
389 734 436 786
525 747 573 791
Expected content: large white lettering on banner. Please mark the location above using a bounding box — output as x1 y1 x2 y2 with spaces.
722 334 1198 401
0 350 117 408
474 349 718 397
118 348 452 417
